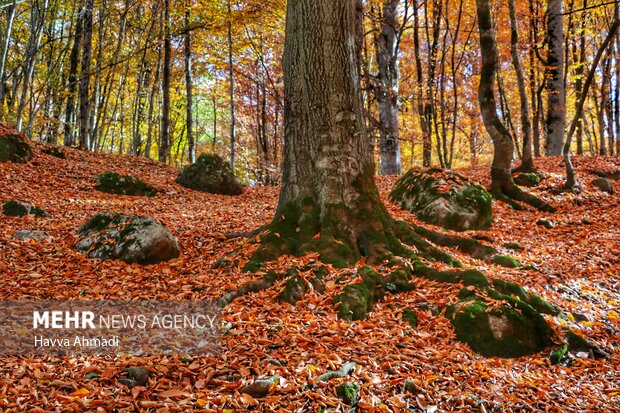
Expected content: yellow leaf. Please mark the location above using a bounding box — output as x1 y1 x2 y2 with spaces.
69 388 90 397
566 312 575 322
196 398 208 408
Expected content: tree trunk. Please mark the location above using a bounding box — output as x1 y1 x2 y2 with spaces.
509 0 534 172
250 0 410 268
78 0 93 150
64 7 84 146
375 0 401 175
227 0 236 171
545 0 566 156
412 1 431 167
0 0 18 106
16 0 49 133
184 0 195 164
476 0 553 211
159 0 171 164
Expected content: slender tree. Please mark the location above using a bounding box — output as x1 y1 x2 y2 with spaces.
78 0 94 150
159 0 171 164
375 0 401 175
184 0 195 164
509 0 534 172
475 0 553 211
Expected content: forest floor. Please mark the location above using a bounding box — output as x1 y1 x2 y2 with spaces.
0 143 619 412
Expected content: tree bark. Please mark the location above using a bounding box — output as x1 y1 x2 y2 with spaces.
545 0 566 156
413 2 432 167
78 0 93 150
509 0 534 172
159 0 171 164
0 0 18 106
64 6 84 146
476 0 554 211
227 0 236 171
184 0 195 164
375 0 401 175
250 0 411 268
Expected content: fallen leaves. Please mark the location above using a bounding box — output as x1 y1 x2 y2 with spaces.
0 147 619 410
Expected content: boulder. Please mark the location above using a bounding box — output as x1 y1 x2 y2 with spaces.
13 229 51 241
3 200 48 217
176 154 243 195
592 178 614 194
42 146 66 159
389 168 493 231
0 125 32 163
514 172 542 188
447 290 554 358
75 213 179 264
95 172 157 197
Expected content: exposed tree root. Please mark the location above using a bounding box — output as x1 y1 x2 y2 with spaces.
411 225 497 260
492 184 556 212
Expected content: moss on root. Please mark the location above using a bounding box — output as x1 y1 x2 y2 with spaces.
413 262 490 288
492 279 558 315
402 309 419 328
412 224 497 260
278 268 307 305
492 254 521 268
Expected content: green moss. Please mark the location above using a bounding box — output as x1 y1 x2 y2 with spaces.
95 172 157 197
177 154 243 195
448 295 553 358
278 268 307 305
334 283 374 321
514 173 542 188
549 344 568 365
390 169 493 231
336 382 359 405
492 279 558 315
384 268 415 293
413 262 488 287
492 255 521 268
402 309 419 328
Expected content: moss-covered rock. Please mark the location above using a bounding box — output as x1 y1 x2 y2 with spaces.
95 172 157 197
514 172 543 188
402 309 419 328
42 146 66 159
0 127 32 163
75 213 179 264
492 254 521 268
447 293 554 357
336 382 359 405
177 154 243 195
389 168 492 231
2 200 48 217
592 177 615 194
536 219 554 229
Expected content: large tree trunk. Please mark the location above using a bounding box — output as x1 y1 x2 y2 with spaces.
251 0 407 268
375 0 401 175
476 0 553 212
412 2 432 167
545 0 566 156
